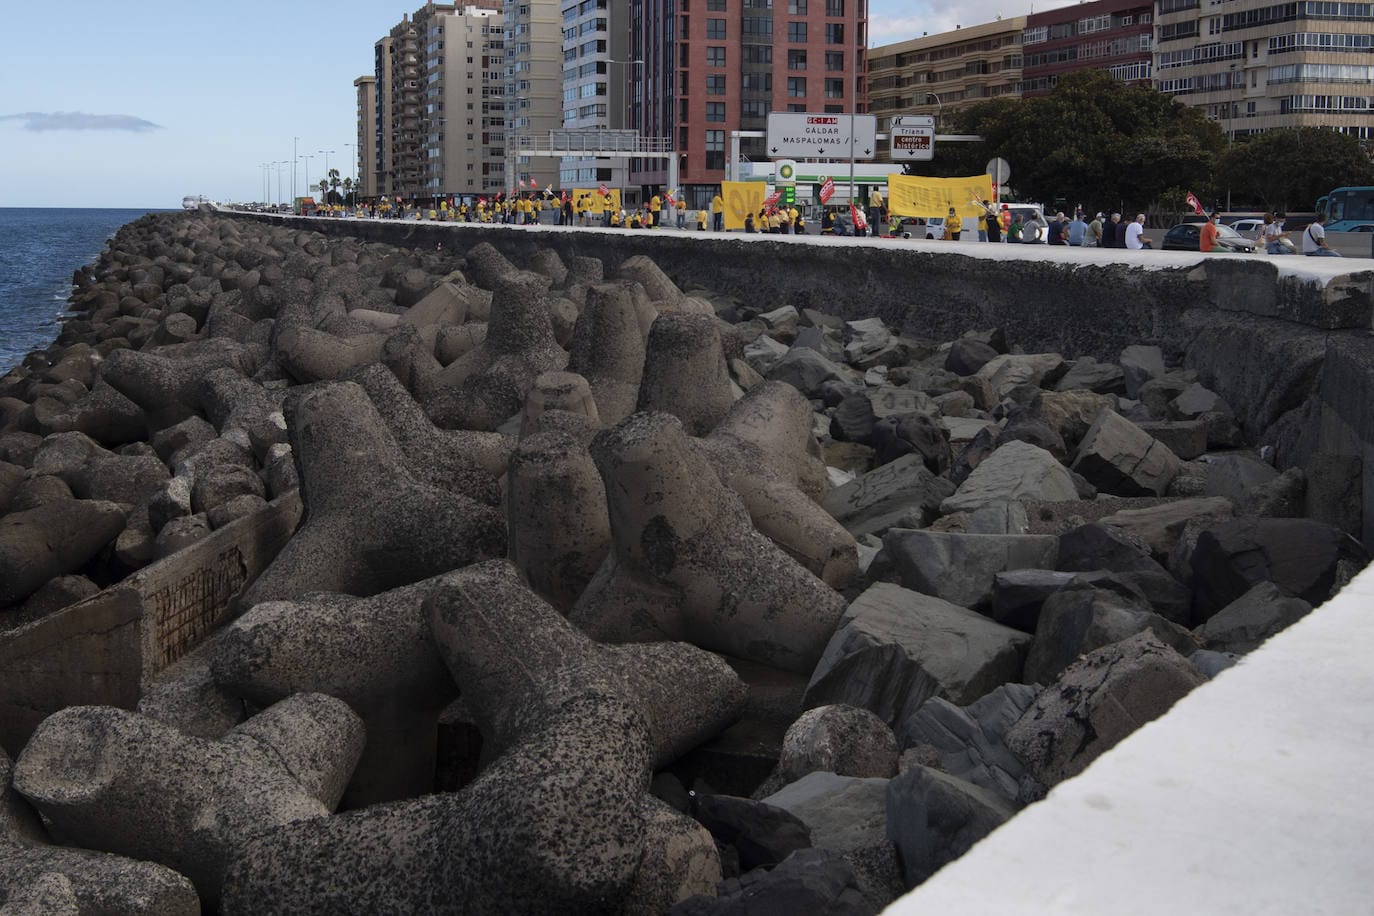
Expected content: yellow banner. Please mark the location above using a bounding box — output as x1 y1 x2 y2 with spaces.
887 174 996 220
721 181 767 231
573 188 622 213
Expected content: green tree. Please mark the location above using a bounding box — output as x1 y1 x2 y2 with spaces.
1218 127 1374 212
916 70 1225 216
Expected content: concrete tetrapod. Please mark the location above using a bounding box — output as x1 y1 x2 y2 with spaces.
566 281 654 425
346 362 510 506
570 412 848 675
218 561 739 914
636 312 737 437
697 380 859 588
425 272 568 431
507 427 611 612
2 743 202 914
237 380 507 607
12 693 364 908
211 577 460 809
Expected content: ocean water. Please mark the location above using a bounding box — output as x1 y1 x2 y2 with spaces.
0 207 173 373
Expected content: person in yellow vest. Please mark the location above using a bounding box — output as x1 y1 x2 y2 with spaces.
610 208 622 228
711 193 724 231
649 193 662 228
675 196 687 229
697 208 708 231
601 194 614 226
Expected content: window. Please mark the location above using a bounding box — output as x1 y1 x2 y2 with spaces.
743 45 773 63
826 51 844 70
825 77 844 98
706 102 726 121
702 45 723 67
788 49 807 69
788 0 806 11
742 16 772 34
706 17 726 37
742 72 772 91
741 99 771 118
788 21 807 41
707 74 726 94
706 129 724 170
825 0 843 14
707 0 726 7
787 76 807 96
826 22 844 43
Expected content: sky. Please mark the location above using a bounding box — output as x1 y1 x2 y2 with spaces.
1 0 1079 208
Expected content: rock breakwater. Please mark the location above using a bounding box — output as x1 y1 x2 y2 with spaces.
0 211 1367 913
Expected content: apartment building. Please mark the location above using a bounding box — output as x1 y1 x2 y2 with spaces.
559 0 632 188
505 0 563 191
1021 0 1155 96
627 0 869 203
1155 0 1374 140
355 76 378 199
366 2 506 201
867 17 1025 150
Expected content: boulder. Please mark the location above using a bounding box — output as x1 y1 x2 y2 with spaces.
1071 408 1180 497
669 848 870 916
896 684 1042 806
1006 632 1205 787
691 794 812 873
940 441 1078 515
772 705 899 787
766 347 846 399
1096 497 1234 563
1190 518 1363 621
944 338 999 377
804 583 1029 727
882 529 1059 610
1194 580 1313 654
1023 583 1198 686
1118 344 1164 398
884 765 1015 890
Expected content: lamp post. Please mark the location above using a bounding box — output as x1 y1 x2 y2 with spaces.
275 161 289 207
318 148 335 201
261 162 270 205
848 0 857 208
926 92 944 133
292 136 299 201
300 154 315 203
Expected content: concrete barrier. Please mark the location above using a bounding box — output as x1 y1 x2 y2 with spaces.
0 490 301 751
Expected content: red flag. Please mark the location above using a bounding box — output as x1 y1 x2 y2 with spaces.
850 203 868 230
598 183 610 197
819 177 835 204
1185 191 1205 216
531 178 539 189
764 190 782 210
561 189 569 203
478 196 488 206
664 189 675 206
518 179 527 189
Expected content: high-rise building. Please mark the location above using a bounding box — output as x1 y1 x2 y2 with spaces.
1154 0 1374 141
505 0 563 192
1021 0 1154 97
354 76 378 199
867 18 1026 144
559 0 632 189
628 0 869 205
366 2 506 202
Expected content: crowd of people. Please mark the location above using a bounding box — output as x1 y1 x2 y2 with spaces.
315 189 1342 256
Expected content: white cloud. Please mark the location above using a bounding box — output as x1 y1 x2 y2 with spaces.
0 111 163 132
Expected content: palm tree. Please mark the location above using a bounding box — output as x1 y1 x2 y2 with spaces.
342 177 355 206
328 168 341 204
318 178 328 204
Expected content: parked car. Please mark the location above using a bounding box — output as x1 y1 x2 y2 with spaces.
1161 222 1256 253
1229 218 1266 238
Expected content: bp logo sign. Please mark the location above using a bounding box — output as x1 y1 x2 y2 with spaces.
776 160 798 184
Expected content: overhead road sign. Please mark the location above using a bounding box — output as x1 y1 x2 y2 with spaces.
766 113 877 161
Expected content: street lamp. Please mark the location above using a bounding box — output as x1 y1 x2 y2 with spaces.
318 148 335 200
344 142 355 196
926 93 944 133
261 162 271 205
300 154 315 201
292 136 299 200
275 161 289 207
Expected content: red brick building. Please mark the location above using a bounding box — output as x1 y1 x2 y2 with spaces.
1020 0 1154 97
627 0 868 206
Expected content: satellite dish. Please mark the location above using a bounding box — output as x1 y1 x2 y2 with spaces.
985 158 1011 185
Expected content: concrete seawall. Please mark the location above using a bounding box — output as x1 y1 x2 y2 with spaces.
231 212 1374 543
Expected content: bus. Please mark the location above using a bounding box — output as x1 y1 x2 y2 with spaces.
1317 186 1374 232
